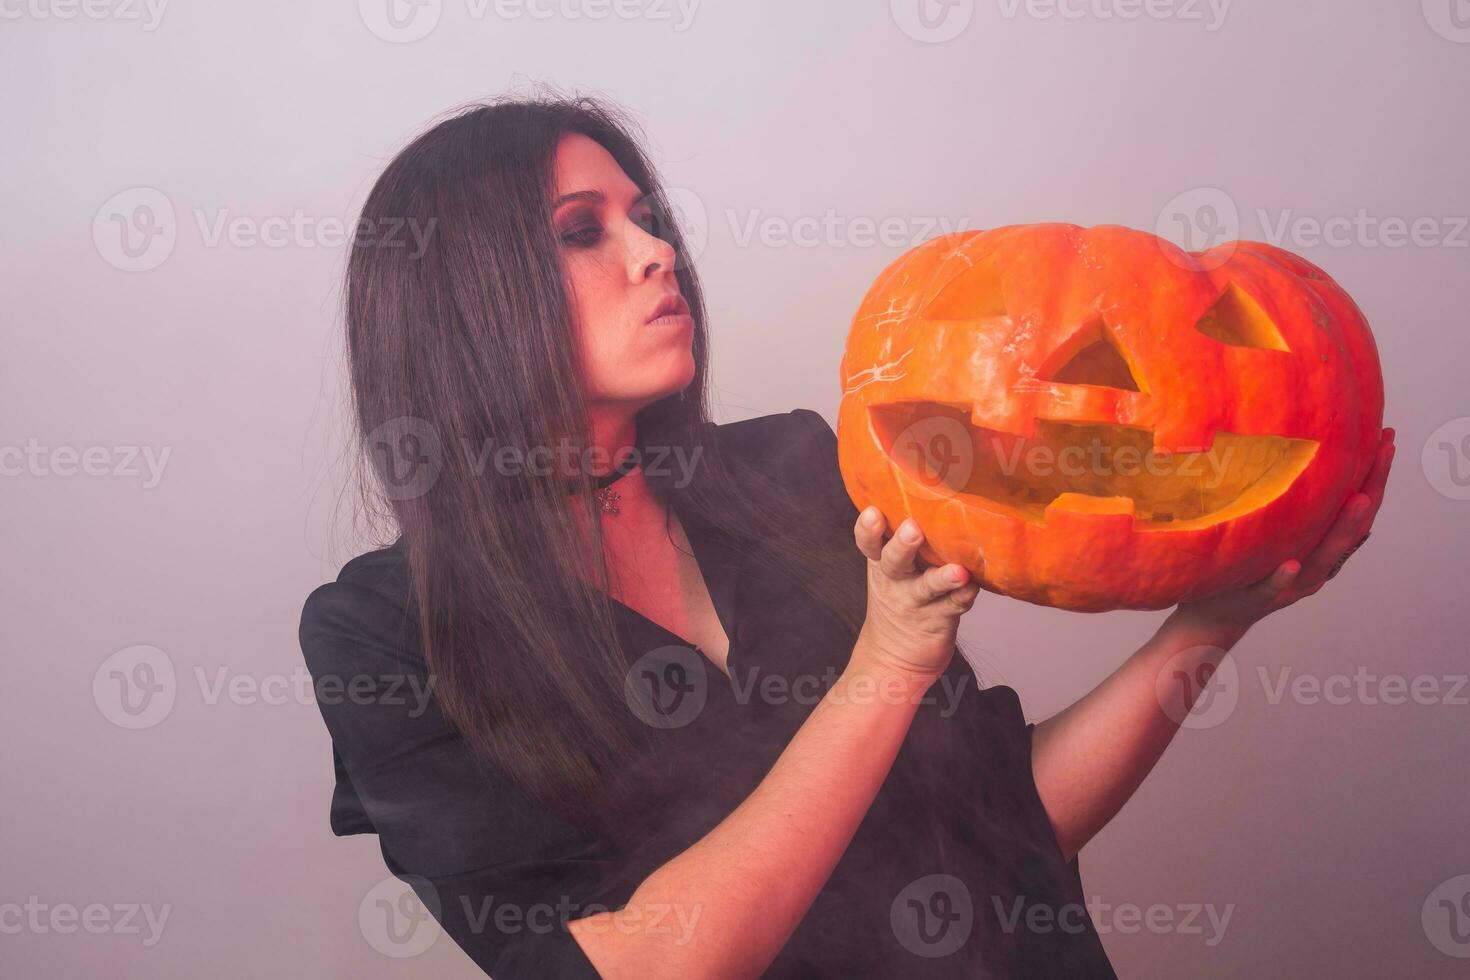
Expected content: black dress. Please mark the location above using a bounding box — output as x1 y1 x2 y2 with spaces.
298 409 1118 978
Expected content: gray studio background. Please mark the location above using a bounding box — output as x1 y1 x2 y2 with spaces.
4 1 1468 976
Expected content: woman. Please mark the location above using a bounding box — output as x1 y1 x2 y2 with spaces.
299 93 1394 978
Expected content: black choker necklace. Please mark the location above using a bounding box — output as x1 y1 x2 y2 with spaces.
569 450 639 516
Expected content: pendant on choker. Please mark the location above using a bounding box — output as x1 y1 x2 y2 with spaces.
594 485 621 515
573 449 638 516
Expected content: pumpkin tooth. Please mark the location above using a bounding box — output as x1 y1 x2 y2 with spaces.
969 404 1034 439
1044 493 1136 519
1149 423 1218 456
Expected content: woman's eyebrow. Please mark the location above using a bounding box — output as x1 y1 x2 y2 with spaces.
552 188 604 210
551 187 646 211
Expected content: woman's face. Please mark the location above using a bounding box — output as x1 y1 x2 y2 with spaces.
552 132 696 412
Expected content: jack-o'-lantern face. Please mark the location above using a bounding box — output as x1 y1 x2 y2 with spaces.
837 224 1384 612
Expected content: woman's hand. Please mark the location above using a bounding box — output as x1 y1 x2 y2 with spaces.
850 506 981 682
1176 427 1396 635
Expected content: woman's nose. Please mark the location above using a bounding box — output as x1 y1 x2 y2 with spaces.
627 217 679 281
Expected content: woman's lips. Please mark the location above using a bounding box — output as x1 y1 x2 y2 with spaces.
646 293 691 323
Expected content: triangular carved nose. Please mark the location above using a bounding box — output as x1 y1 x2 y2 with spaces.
1040 320 1142 392
1195 283 1291 352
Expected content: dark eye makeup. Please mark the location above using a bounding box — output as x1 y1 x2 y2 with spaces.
559 220 603 248
556 200 661 250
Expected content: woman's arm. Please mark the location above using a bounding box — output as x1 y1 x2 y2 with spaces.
1029 607 1250 862
1030 429 1395 862
569 509 982 980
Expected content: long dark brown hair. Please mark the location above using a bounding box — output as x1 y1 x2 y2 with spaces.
342 90 874 830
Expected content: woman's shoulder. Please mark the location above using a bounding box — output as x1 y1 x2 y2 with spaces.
298 538 418 671
711 407 833 460
709 408 840 481
710 408 854 522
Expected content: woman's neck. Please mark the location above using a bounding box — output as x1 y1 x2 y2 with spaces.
586 407 638 478
571 403 665 537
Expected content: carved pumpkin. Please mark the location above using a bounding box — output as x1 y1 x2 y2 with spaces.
836 223 1384 612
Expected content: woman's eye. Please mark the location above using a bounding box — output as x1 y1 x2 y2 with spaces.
560 223 603 248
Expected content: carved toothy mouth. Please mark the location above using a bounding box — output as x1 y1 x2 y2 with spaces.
870 402 1319 531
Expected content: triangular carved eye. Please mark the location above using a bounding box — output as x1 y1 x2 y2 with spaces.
1042 320 1142 391
922 256 1006 320
1195 284 1291 351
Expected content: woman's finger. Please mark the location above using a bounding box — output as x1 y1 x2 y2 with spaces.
853 506 888 563
942 580 983 613
1296 432 1392 584
1358 434 1395 527
1302 492 1373 583
912 563 970 604
879 518 925 580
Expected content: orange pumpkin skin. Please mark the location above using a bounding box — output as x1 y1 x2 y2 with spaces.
836 224 1385 612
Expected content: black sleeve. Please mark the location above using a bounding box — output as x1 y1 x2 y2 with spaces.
299 578 609 979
